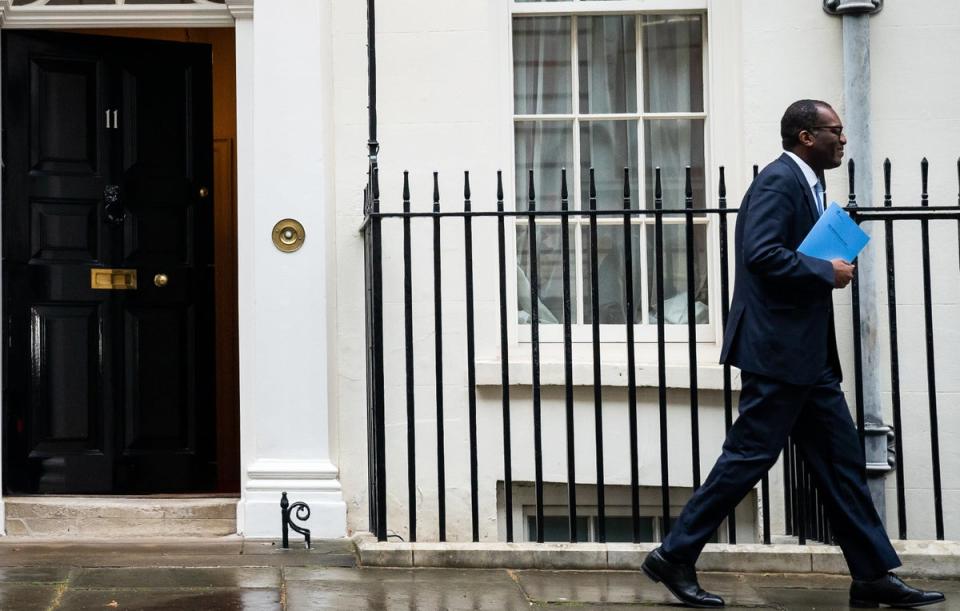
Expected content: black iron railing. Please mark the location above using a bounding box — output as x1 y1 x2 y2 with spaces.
843 158 960 541
361 158 960 545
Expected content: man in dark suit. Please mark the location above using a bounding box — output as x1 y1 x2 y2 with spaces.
641 100 945 609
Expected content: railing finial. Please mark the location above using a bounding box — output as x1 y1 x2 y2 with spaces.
622 167 631 211
883 158 892 203
528 169 536 211
921 158 929 202
847 158 856 207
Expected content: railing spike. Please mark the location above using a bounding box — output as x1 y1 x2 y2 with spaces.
753 164 759 179
884 158 892 200
464 170 471 201
718 165 726 198
685 166 693 200
496 170 504 204
561 167 568 202
372 166 380 201
921 158 929 199
623 168 632 212
589 167 597 199
654 167 662 200
433 171 440 207
403 170 410 202
847 158 856 206
528 169 536 210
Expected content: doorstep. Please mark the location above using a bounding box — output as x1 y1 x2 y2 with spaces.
3 496 238 538
352 533 960 579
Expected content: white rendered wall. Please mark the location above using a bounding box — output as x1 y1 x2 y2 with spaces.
330 0 960 543
331 0 748 542
237 0 346 538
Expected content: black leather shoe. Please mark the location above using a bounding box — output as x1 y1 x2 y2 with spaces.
641 547 724 608
850 573 945 608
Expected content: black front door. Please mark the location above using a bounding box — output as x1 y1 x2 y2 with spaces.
2 31 215 493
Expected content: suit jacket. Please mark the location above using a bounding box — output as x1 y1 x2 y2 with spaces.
719 153 841 386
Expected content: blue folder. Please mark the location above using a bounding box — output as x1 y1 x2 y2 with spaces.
797 201 870 262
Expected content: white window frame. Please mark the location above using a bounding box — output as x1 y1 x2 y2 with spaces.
522 504 728 544
509 0 717 346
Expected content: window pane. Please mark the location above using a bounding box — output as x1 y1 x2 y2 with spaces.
513 17 572 114
581 225 642 325
647 224 709 325
517 224 577 325
642 15 704 112
527 515 590 542
515 121 574 212
579 120 638 211
578 16 637 114
604 516 655 542
643 119 705 210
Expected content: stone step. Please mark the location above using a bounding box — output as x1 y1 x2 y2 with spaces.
4 497 238 538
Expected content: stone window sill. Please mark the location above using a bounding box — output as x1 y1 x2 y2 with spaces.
475 360 742 391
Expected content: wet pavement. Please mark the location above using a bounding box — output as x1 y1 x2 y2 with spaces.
0 540 956 610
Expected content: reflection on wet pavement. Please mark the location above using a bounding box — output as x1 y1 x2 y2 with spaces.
0 541 954 610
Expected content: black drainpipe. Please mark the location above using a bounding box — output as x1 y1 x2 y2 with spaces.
367 0 379 168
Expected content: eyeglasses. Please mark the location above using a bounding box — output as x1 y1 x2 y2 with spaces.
809 125 844 136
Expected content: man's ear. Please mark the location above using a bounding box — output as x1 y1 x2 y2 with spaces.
797 129 815 147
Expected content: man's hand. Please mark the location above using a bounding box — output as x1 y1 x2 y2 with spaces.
832 259 855 288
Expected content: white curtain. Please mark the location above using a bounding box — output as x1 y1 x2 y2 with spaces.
513 14 708 325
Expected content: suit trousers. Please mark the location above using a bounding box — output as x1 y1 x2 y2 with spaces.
661 366 901 580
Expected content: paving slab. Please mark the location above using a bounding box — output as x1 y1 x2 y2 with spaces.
0 566 73 583
0 552 353 569
0 538 245 557
283 567 529 611
57 587 282 610
0 583 62 611
739 573 958 610
71 567 281 589
513 569 769 607
0 539 355 568
530 606 766 610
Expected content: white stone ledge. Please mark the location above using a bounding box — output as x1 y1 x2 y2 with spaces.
476 360 742 390
352 533 960 578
